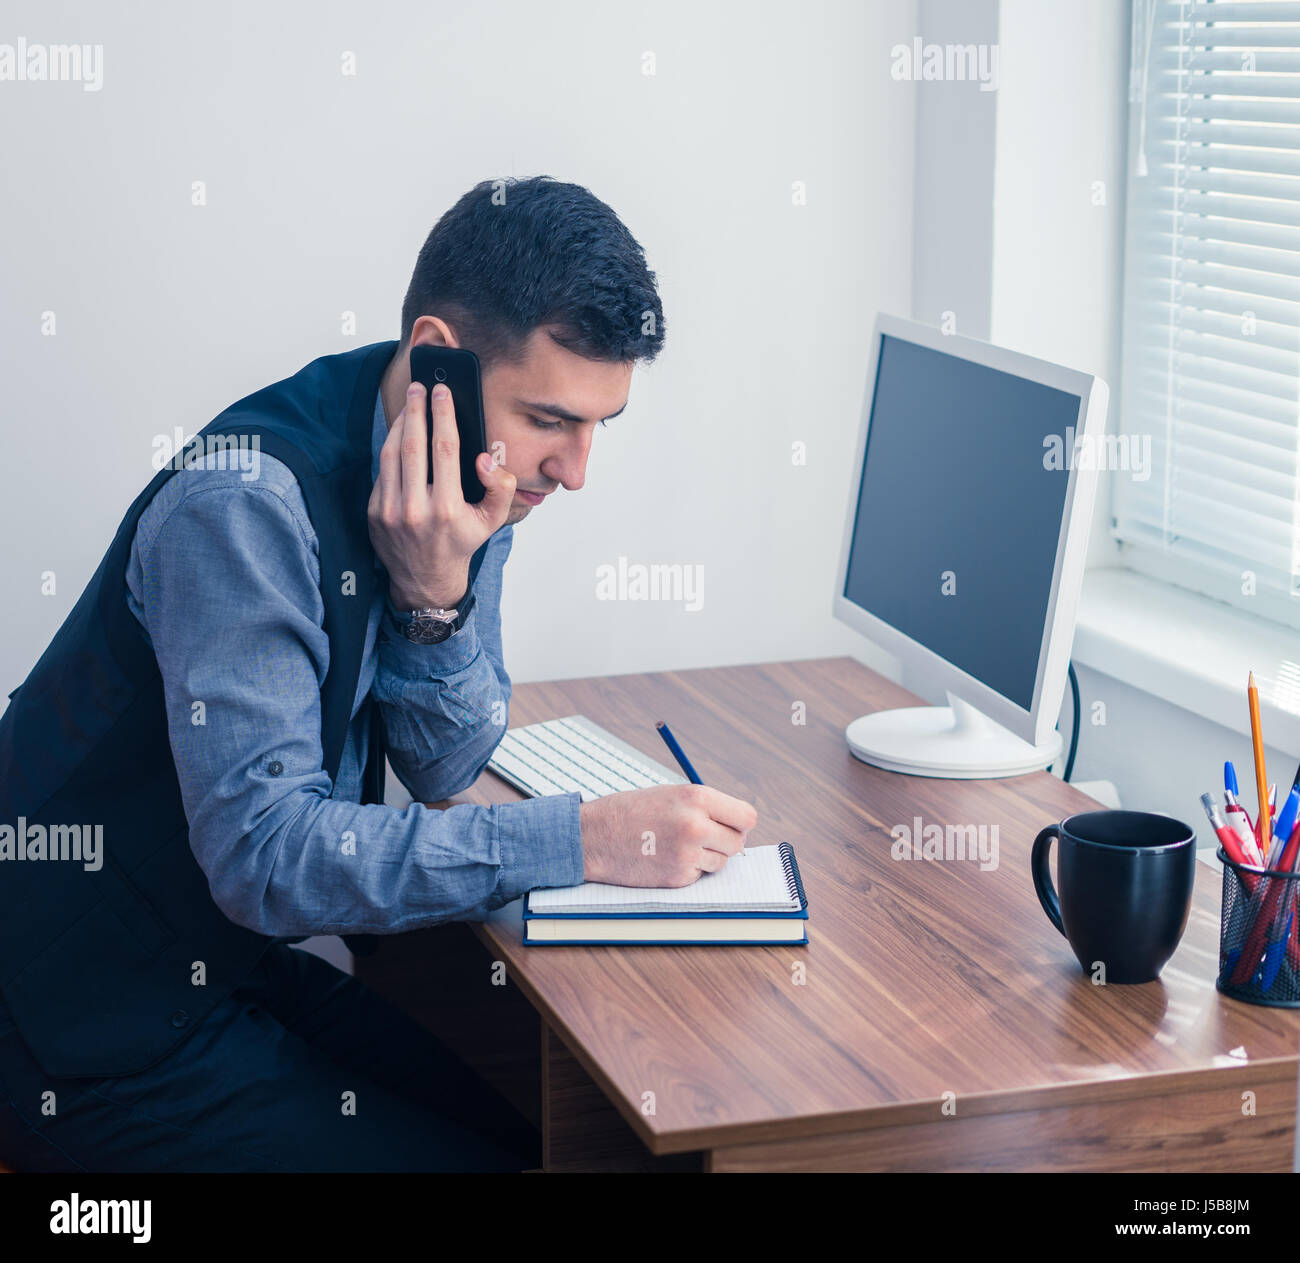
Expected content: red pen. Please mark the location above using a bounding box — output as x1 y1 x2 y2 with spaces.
1201 793 1286 960
1235 812 1263 864
1280 824 1300 970
1225 797 1262 864
1203 794 1257 874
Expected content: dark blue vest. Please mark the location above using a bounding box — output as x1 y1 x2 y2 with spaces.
0 340 401 1077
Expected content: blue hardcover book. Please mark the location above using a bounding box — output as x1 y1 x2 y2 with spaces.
523 842 808 945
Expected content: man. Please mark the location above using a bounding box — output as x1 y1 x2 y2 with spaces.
0 175 757 1172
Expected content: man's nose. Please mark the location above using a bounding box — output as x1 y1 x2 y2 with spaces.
544 427 594 492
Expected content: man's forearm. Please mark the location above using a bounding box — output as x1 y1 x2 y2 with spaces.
192 785 584 936
373 604 510 803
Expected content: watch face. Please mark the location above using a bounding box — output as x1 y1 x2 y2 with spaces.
405 616 455 644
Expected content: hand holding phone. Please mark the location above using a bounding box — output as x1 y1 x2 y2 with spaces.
408 345 488 503
366 352 516 611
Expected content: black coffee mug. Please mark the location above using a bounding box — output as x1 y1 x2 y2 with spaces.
1031 811 1196 984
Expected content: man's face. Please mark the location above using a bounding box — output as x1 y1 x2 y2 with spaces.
481 326 634 525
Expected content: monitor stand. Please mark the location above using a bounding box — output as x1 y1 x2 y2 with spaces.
845 691 1062 779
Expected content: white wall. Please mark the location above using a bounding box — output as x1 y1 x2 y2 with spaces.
911 0 999 340
989 0 1129 575
0 0 917 700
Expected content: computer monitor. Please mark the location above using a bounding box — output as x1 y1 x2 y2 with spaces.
833 314 1108 778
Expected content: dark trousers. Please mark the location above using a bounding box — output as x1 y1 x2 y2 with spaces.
0 943 539 1172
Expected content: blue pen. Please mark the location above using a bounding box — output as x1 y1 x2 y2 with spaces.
657 722 748 856
655 721 702 784
1225 760 1239 799
1268 785 1300 868
1259 903 1294 990
1259 820 1300 988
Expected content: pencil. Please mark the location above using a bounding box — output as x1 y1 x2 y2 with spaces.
1249 671 1269 848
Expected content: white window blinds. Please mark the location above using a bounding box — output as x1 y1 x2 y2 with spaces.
1118 0 1300 627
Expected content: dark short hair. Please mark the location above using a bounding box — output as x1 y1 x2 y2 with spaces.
399 175 666 371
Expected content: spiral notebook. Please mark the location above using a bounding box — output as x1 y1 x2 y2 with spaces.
523 842 808 945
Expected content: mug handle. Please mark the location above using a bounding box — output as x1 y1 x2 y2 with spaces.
1031 825 1066 937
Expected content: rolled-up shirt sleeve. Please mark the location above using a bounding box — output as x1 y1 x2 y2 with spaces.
127 474 584 938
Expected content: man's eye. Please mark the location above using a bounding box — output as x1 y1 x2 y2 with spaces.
528 416 608 430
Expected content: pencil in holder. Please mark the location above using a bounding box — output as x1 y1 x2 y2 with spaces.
1216 846 1300 1007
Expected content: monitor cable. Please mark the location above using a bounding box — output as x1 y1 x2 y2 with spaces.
1060 660 1081 783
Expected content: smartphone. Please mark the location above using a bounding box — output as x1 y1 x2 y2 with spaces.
408 345 488 504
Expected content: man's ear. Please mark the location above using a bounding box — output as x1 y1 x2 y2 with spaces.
410 314 459 349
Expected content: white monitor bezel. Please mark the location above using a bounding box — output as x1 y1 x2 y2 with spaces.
832 313 1108 749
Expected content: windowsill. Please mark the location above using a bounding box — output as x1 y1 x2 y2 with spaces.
1073 568 1300 752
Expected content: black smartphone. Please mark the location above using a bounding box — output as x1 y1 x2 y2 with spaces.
408 345 488 504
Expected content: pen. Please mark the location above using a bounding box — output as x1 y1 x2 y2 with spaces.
1259 829 1300 991
1273 822 1300 974
1268 785 1300 869
1225 762 1262 864
1259 900 1295 991
1202 793 1257 874
1232 811 1263 866
655 721 746 857
1255 797 1300 988
655 721 702 784
1204 794 1264 972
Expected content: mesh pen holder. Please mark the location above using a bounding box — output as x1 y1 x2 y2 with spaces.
1217 846 1300 1007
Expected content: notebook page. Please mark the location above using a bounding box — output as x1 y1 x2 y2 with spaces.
528 843 799 915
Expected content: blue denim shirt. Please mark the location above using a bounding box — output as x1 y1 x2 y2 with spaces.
122 387 584 937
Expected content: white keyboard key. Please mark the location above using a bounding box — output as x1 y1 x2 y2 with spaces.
511 730 587 783
553 726 653 786
488 714 686 803
488 746 568 797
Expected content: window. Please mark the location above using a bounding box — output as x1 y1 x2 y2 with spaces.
1117 0 1300 628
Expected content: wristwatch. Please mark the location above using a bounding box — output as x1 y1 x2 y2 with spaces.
393 591 476 644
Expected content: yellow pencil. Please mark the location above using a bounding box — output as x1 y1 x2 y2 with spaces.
1248 671 1269 847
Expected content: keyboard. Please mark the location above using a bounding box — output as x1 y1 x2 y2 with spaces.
487 714 687 801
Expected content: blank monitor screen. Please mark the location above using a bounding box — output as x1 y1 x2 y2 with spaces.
842 334 1082 711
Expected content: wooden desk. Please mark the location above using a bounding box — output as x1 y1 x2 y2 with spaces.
357 656 1300 1172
